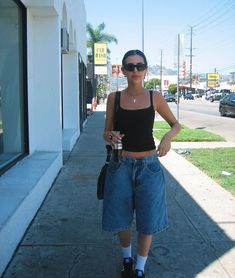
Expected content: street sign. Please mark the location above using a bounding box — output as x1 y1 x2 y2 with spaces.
94 43 107 65
207 73 220 87
207 73 219 80
95 65 107 75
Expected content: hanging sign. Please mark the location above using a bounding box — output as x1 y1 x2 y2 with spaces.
94 43 107 65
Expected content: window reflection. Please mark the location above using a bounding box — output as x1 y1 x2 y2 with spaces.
0 0 27 171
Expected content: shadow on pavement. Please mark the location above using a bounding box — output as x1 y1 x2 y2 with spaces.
2 111 234 278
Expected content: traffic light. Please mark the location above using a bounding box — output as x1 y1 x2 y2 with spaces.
112 65 123 77
183 61 186 80
112 65 116 77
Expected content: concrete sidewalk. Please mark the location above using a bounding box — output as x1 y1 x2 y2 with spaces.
2 107 235 278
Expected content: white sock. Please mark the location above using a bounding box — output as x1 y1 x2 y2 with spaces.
121 245 132 259
135 254 148 272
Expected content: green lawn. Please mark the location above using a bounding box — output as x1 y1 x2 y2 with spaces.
153 121 225 142
180 148 235 195
153 121 234 194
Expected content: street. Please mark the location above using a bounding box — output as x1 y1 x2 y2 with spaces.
174 99 221 117
166 98 235 142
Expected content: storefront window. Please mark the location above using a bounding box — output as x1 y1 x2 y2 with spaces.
0 0 28 173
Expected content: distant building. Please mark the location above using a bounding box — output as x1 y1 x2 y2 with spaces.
0 0 86 274
148 75 177 90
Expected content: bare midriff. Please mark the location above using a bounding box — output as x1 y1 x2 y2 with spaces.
122 149 156 158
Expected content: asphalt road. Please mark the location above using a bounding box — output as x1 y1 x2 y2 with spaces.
167 98 235 142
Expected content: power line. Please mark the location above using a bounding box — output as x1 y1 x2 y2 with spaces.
197 37 235 53
182 1 235 75
217 64 235 71
160 49 163 94
190 0 232 27
148 0 235 74
195 5 235 34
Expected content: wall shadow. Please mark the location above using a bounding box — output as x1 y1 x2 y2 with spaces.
146 164 235 277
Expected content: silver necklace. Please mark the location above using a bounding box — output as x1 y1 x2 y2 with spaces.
125 90 142 103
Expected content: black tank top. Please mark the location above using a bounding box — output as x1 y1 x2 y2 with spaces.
114 90 156 152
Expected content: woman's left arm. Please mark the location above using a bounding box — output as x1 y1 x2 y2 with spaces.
154 92 181 157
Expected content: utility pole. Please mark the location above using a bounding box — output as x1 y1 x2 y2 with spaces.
116 62 119 91
142 0 144 53
214 67 217 87
230 71 235 85
160 49 163 94
142 0 145 87
189 26 193 90
92 44 96 98
177 34 180 121
187 26 195 91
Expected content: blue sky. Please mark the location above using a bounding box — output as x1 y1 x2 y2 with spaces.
84 0 235 75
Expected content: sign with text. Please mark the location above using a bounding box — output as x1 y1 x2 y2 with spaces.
95 65 107 75
207 73 219 80
94 43 107 65
207 81 219 87
207 73 220 87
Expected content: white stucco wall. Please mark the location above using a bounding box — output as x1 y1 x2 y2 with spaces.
24 0 87 153
27 14 62 153
63 53 80 129
0 0 87 274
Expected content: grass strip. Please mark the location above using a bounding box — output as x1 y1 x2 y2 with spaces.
179 148 235 195
153 121 225 142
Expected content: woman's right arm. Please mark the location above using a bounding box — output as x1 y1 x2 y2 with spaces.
103 92 115 142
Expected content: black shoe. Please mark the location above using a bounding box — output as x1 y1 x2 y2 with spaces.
134 269 145 278
121 257 134 278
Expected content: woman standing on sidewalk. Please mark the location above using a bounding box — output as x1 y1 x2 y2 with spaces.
102 49 181 278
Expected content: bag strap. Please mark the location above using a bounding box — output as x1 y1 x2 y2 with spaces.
149 89 153 106
105 144 112 162
113 91 120 128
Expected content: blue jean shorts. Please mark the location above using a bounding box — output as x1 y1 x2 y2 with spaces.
102 154 168 235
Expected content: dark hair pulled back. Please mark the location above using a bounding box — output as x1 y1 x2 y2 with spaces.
122 49 148 66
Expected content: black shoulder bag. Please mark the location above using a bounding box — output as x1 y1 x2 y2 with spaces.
97 91 120 200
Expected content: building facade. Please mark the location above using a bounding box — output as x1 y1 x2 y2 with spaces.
0 0 87 273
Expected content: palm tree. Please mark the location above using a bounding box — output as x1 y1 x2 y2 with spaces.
86 22 118 56
86 22 118 102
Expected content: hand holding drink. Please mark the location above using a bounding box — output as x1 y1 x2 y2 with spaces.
112 131 123 162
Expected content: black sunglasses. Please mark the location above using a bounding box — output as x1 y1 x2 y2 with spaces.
123 63 147 72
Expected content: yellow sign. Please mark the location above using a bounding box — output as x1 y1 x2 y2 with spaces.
94 43 107 65
207 81 219 87
207 73 219 80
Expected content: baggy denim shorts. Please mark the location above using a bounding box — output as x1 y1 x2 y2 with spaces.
102 154 168 235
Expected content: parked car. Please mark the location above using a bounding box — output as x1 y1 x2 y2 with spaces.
205 89 217 100
209 90 223 102
164 94 176 102
195 89 206 98
209 89 231 102
219 93 235 116
220 89 231 95
184 94 194 100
